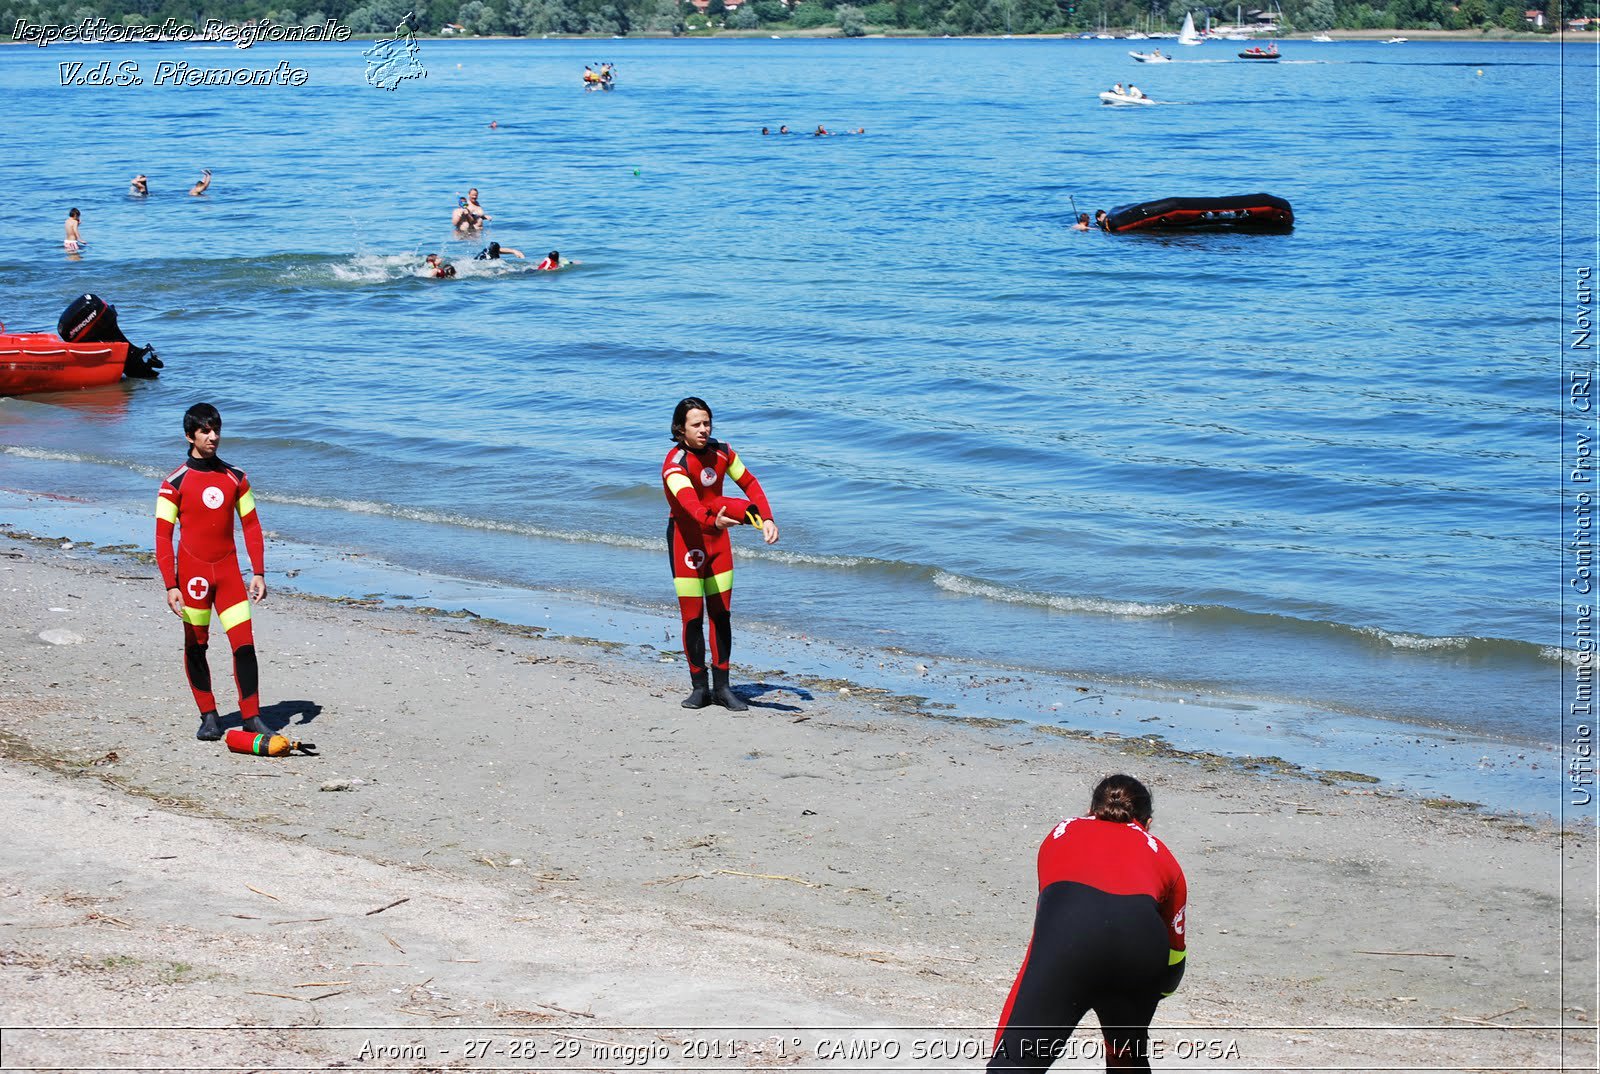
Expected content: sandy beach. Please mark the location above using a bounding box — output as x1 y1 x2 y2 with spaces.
0 528 1591 1072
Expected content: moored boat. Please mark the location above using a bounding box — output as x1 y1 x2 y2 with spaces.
0 333 128 394
1104 193 1294 233
0 294 161 396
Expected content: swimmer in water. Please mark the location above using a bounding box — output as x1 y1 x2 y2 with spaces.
453 187 491 231
535 250 567 271
189 169 211 196
64 207 84 251
423 253 457 278
1073 212 1091 231
474 242 525 261
130 174 148 196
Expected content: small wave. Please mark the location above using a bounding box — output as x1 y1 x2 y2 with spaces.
266 491 661 553
1 445 165 479
932 570 1186 617
1539 645 1597 669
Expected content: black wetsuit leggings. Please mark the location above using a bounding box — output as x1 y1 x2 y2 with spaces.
989 883 1172 1074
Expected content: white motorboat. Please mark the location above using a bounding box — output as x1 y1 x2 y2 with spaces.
1311 32 1333 41
1129 49 1172 61
1099 89 1156 105
1383 35 1408 42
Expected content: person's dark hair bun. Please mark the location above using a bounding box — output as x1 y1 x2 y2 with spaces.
1089 773 1153 825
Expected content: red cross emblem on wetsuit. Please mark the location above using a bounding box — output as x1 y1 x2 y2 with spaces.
187 576 210 601
684 549 706 570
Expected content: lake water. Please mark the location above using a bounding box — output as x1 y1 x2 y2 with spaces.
0 36 1592 810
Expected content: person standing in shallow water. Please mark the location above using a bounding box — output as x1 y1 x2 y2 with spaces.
661 397 779 710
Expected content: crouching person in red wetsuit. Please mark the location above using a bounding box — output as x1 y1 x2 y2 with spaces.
661 396 779 710
155 403 272 742
990 774 1188 1073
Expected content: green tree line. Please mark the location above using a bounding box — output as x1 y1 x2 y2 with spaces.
4 0 1590 41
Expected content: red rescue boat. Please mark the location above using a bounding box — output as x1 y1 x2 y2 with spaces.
0 294 161 396
0 330 128 394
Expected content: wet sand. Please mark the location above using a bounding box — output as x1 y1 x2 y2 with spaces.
0 533 1590 1071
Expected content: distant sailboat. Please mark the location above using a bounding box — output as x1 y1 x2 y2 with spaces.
1179 11 1203 44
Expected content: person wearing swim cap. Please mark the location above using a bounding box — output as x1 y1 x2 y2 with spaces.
661 397 779 710
535 251 565 270
988 774 1188 1074
474 242 526 261
155 403 273 743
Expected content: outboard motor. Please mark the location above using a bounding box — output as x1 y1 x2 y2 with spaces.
57 293 163 379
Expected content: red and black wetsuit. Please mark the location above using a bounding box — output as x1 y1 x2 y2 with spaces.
661 439 772 676
990 817 1188 1073
155 455 265 721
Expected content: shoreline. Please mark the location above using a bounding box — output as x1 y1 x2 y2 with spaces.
0 532 1588 1070
0 483 1558 818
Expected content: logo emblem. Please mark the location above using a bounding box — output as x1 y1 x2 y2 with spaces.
363 14 427 91
699 467 716 486
1173 908 1185 935
186 576 210 601
202 486 225 510
684 549 706 570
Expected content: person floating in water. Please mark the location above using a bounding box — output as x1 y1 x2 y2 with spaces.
778 125 790 134
814 124 830 136
1073 213 1091 231
130 174 148 197
63 207 84 251
424 253 456 278
189 169 211 196
1095 209 1110 232
535 250 569 270
475 241 525 261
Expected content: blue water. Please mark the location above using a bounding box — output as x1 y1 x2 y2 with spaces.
0 37 1590 752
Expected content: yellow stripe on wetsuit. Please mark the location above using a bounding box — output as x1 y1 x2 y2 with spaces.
181 605 211 626
218 599 252 631
726 455 746 482
236 490 257 517
674 569 733 598
665 472 693 496
156 496 178 524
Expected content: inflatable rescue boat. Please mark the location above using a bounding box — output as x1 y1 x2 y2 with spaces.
1103 193 1294 233
0 294 161 396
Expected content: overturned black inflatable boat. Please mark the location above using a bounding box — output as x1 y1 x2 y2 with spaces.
1104 194 1294 234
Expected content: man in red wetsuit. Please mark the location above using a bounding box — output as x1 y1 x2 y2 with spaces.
155 403 272 742
990 774 1188 1073
661 396 779 710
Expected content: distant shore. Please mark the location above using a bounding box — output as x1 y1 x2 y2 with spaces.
3 25 1588 43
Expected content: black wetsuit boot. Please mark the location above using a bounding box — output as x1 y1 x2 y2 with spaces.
196 710 222 741
681 672 710 709
240 716 271 735
711 667 747 711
